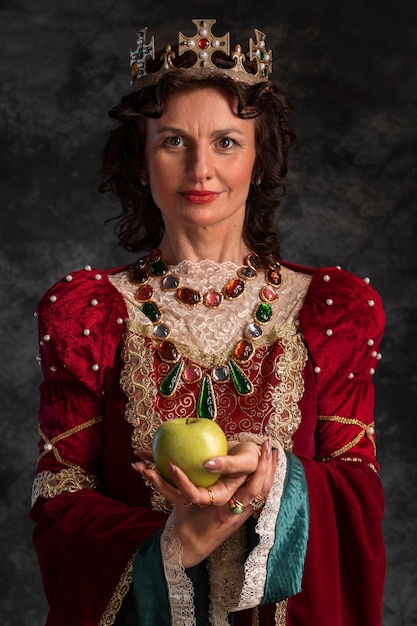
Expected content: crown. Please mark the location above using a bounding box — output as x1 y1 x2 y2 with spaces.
130 19 273 89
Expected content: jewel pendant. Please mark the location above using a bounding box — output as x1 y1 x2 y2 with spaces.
197 375 217 419
159 360 184 397
229 360 253 395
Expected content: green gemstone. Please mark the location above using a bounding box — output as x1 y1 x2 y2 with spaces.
229 360 253 395
260 51 265 60
149 260 168 277
197 375 216 419
159 360 184 397
230 504 245 515
141 302 160 322
255 302 272 324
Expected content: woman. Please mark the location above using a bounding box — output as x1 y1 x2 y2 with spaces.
31 19 385 626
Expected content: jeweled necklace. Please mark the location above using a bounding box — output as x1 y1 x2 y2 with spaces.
128 249 283 419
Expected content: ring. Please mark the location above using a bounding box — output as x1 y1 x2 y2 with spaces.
197 489 215 509
250 494 266 518
183 501 193 508
229 496 246 515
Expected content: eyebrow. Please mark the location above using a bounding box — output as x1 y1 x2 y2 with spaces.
152 125 247 137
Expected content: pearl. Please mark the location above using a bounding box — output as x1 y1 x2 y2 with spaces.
44 443 53 451
49 295 57 303
65 275 73 282
83 329 91 336
336 265 342 270
369 368 375 375
371 351 378 358
199 51 208 59
116 318 124 325
314 366 321 373
92 364 100 371
85 265 92 271
90 299 98 306
212 39 220 47
50 366 57 372
95 274 102 280
364 277 371 284
187 39 195 47
43 334 51 342
367 426 375 435
368 339 375 346
368 300 375 307
326 329 333 336
323 274 330 282
33 311 38 317
377 353 382 360
199 28 208 36
326 299 333 305
348 372 355 379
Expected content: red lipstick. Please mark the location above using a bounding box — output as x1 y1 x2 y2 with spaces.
180 190 220 204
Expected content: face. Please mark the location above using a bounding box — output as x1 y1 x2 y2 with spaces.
145 87 256 238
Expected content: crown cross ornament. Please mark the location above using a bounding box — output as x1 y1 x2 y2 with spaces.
130 19 273 89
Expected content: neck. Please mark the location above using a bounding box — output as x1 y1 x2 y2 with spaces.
158 230 251 265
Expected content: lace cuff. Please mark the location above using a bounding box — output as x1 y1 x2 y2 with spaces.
31 467 100 506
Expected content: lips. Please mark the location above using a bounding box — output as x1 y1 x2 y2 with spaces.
180 190 220 204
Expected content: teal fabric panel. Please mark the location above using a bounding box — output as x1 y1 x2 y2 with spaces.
263 452 309 603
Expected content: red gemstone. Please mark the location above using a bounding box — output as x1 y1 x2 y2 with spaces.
182 364 202 384
261 285 278 302
266 267 282 287
177 287 202 306
224 278 245 300
135 284 154 302
204 290 223 308
157 340 179 363
233 339 254 363
198 38 210 49
130 267 148 284
147 248 161 263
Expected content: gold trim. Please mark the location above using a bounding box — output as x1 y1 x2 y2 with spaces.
317 414 377 457
31 467 100 506
37 416 103 471
275 599 288 625
99 556 135 626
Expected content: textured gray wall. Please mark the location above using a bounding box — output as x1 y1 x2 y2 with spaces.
1 1 416 624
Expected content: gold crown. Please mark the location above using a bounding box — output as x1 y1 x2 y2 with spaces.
130 19 273 89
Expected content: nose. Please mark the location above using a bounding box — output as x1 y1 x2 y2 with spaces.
187 144 213 182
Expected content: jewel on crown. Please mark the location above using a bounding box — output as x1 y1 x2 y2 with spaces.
130 18 273 89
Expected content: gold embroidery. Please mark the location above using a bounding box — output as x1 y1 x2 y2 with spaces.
31 467 100 506
275 599 288 625
317 414 377 457
37 416 103 471
120 321 306 512
99 556 135 626
339 457 379 474
251 606 259 625
267 326 307 451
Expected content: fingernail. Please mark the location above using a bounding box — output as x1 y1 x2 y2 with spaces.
204 459 220 470
168 462 177 475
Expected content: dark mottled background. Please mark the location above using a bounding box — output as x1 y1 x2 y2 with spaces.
1 0 416 624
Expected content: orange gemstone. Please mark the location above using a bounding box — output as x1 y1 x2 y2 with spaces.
266 267 282 287
157 340 179 363
135 284 153 301
233 339 254 363
177 287 202 306
224 278 245 300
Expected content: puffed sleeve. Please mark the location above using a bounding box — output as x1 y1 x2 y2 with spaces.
30 268 168 626
288 266 386 626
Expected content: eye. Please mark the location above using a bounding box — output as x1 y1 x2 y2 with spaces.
216 137 236 149
164 136 184 147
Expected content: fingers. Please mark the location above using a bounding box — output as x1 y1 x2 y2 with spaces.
204 441 260 476
231 438 279 512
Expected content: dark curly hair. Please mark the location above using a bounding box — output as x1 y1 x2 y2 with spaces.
99 61 298 267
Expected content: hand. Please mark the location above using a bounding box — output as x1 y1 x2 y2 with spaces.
132 439 261 507
132 438 279 567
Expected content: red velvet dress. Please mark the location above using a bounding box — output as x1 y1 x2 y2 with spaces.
30 259 385 626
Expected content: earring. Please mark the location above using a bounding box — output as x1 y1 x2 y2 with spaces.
256 177 262 186
140 177 148 187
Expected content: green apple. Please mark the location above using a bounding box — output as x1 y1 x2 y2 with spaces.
152 418 228 487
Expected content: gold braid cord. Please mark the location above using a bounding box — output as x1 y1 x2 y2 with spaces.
37 416 103 471
250 600 288 625
99 556 135 626
317 414 378 473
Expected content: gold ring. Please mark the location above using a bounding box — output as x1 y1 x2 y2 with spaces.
229 496 246 515
183 501 193 508
250 494 266 518
198 489 215 509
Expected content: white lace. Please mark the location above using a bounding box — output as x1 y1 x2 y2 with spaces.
109 260 311 354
